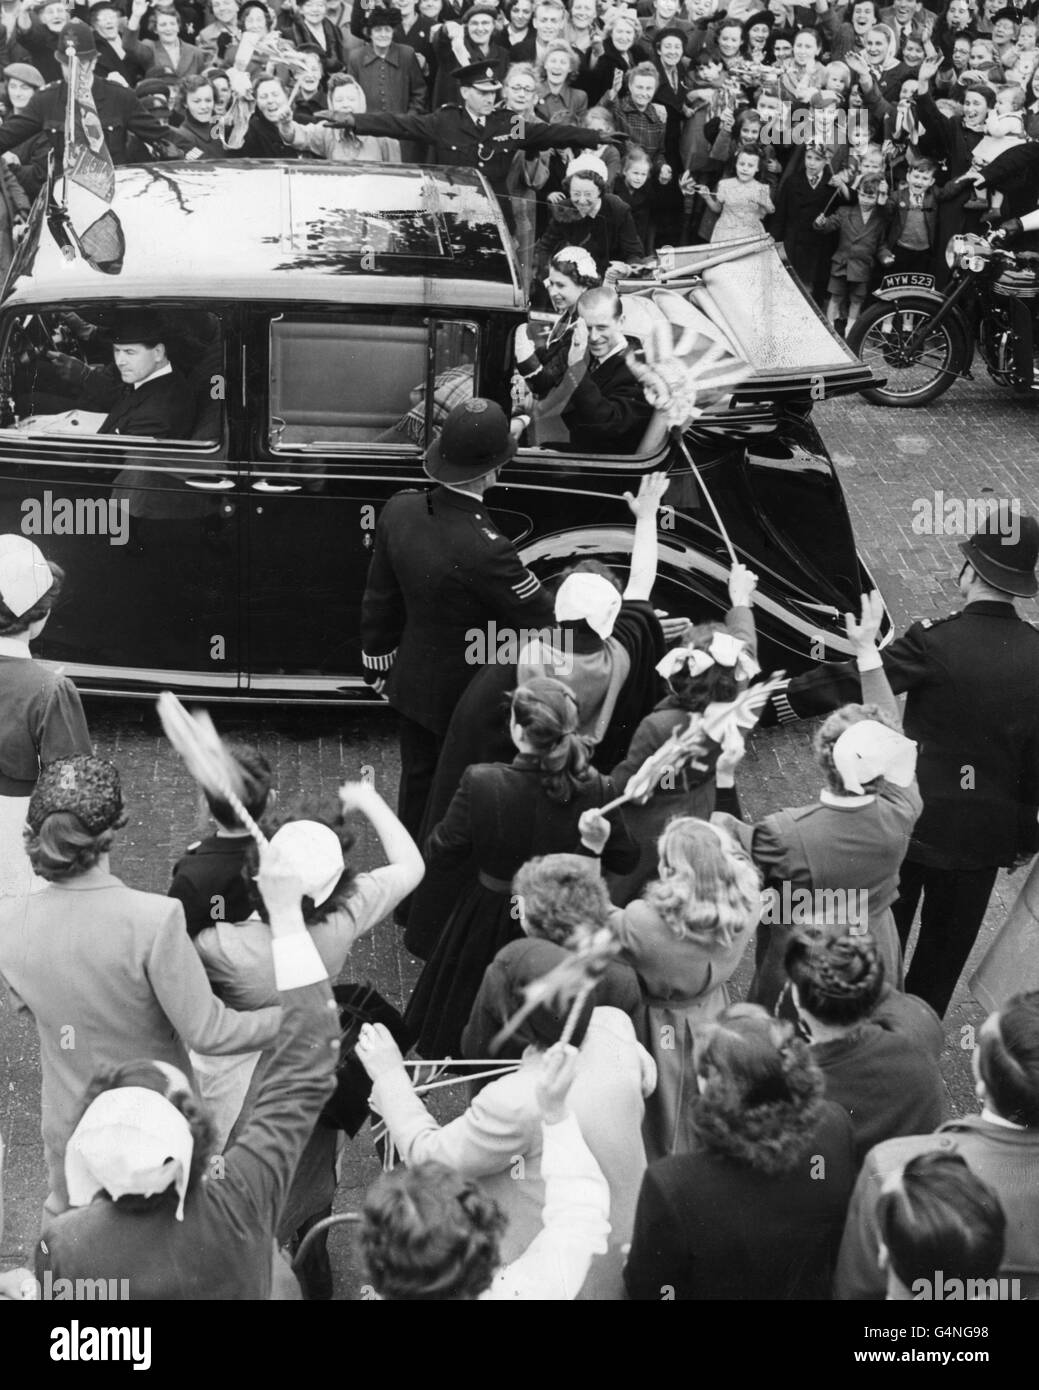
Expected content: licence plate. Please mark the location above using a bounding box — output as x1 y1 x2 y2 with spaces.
880 273 936 291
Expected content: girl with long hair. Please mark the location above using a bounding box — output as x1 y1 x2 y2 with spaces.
403 675 638 1060
599 816 762 1160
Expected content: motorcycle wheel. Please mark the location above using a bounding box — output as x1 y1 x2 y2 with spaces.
847 301 969 407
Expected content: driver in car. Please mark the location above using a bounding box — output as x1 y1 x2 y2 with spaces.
44 310 195 439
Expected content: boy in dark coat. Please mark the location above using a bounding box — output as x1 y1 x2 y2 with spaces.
772 142 836 304
816 173 889 332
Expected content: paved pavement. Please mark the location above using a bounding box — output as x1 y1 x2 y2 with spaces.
1 373 1037 1294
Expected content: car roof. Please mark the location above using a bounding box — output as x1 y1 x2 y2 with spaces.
6 161 524 310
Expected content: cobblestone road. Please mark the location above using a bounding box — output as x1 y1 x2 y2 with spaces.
2 375 1036 1293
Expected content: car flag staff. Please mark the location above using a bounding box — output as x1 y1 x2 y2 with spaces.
48 22 125 275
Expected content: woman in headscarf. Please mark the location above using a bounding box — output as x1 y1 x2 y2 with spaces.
624 1004 856 1299
402 472 669 959
275 72 402 161
0 537 91 898
403 676 638 1060
359 890 654 1298
34 838 340 1300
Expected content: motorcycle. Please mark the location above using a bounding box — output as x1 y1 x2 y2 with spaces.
846 230 1039 407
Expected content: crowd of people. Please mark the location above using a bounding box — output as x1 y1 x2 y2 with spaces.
0 0 1036 319
0 0 1038 1307
1 424 1038 1300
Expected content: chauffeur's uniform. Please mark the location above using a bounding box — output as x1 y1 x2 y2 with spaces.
766 602 1039 1015
361 484 555 841
100 367 195 438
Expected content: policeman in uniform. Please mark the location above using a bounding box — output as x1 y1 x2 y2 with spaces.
762 515 1039 1016
361 397 555 845
0 20 191 167
341 60 607 199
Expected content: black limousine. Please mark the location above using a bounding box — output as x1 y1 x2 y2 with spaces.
0 161 885 702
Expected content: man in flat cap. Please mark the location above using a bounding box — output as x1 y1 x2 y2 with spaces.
0 19 191 166
341 57 610 198
761 513 1039 1017
360 397 554 848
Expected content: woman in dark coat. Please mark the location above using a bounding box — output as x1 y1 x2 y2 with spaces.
403 677 638 1060
534 153 645 279
171 75 225 158
1 63 49 202
624 1004 857 1300
235 74 307 157
402 474 670 960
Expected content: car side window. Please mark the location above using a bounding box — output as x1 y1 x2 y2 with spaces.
0 305 225 447
267 313 479 453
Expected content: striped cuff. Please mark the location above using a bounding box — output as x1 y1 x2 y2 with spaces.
512 571 541 601
362 649 397 673
772 682 798 725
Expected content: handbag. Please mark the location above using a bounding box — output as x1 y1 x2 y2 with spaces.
318 982 413 1134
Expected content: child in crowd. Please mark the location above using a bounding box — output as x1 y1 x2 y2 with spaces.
772 141 835 302
878 156 938 275
614 145 654 249
816 174 889 333
168 744 272 938
695 146 775 242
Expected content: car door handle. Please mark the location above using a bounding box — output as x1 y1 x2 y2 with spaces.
252 479 302 493
184 476 235 491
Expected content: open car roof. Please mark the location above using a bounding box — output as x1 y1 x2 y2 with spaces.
620 236 875 404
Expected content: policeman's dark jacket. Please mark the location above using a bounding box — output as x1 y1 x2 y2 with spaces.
561 340 654 454
360 485 555 737
349 105 600 195
0 78 189 165
100 367 195 438
767 602 1039 870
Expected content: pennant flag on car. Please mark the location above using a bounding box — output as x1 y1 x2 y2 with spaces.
64 48 115 204
76 209 125 276
623 289 753 431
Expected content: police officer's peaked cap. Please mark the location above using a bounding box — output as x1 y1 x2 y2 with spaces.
453 59 502 89
959 513 1039 598
136 78 172 110
58 19 98 58
424 398 516 483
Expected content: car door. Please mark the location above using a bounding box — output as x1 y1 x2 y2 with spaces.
0 300 243 695
242 308 484 698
